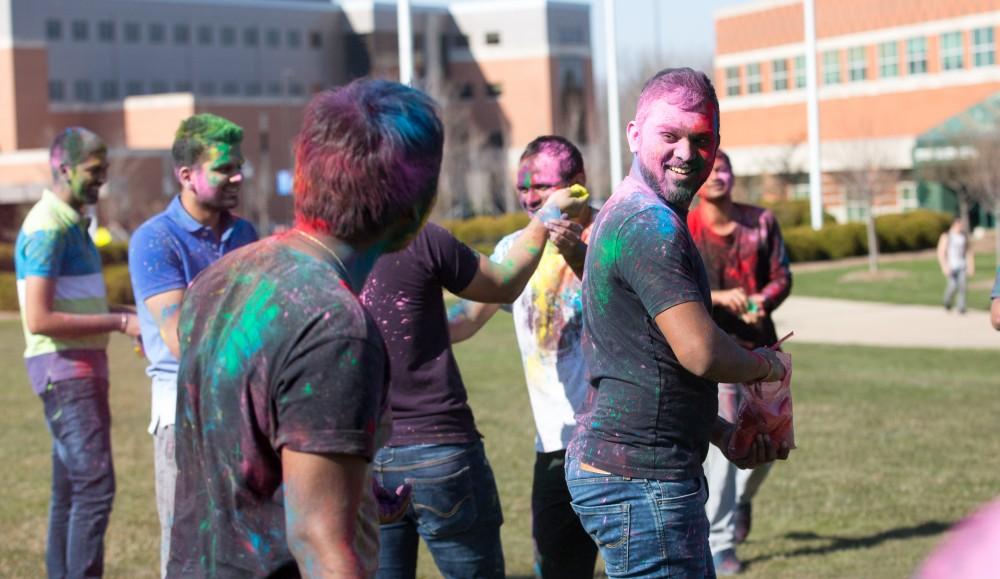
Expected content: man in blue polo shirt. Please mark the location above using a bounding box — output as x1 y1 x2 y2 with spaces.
128 113 258 577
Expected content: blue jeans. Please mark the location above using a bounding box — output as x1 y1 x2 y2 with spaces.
373 441 504 579
565 455 714 578
41 378 116 579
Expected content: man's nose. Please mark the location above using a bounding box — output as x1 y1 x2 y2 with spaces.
229 173 243 184
674 138 693 162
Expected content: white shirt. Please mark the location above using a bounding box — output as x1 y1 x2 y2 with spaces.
491 226 591 453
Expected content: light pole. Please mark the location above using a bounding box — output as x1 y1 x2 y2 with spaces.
397 0 413 85
604 0 623 188
804 0 824 230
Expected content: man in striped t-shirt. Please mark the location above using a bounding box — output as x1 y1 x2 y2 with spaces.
15 127 141 578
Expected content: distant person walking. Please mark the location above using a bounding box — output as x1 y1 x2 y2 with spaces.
990 266 1000 330
938 218 974 314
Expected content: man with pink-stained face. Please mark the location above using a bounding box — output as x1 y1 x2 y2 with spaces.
128 114 258 577
565 68 791 579
688 151 792 575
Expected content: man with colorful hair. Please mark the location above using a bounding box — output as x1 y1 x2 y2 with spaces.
129 113 258 577
565 68 790 578
448 135 598 578
688 149 792 575
15 127 141 578
167 79 442 577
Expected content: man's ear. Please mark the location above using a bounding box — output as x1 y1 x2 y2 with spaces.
626 120 640 153
175 166 192 187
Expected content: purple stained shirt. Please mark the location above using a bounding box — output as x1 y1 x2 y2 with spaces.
688 202 792 349
168 235 389 578
570 162 717 481
361 222 482 446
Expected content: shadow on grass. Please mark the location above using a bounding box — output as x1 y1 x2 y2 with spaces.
745 520 952 567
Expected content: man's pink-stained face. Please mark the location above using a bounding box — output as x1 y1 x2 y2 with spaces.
627 91 719 207
515 152 569 216
697 154 734 202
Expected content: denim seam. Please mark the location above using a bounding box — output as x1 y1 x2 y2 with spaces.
375 445 476 472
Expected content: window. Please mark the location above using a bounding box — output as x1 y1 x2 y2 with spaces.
245 82 261 96
49 80 65 102
459 82 474 100
310 31 322 49
486 82 503 98
771 59 788 91
98 20 115 42
288 81 304 96
150 80 168 94
822 50 840 84
559 26 585 45
100 80 118 101
846 201 869 222
174 24 190 45
149 23 165 44
222 81 239 96
174 81 191 92
941 31 963 71
907 37 927 74
486 131 504 148
848 46 867 81
199 82 216 96
286 30 302 49
972 27 995 67
243 28 259 47
74 80 92 102
126 80 144 96
220 27 236 47
197 25 213 45
485 32 501 45
795 55 806 88
745 63 761 94
897 181 918 212
878 41 899 77
46 19 62 41
792 183 810 200
725 66 741 96
453 34 469 48
124 22 141 44
71 20 88 42
266 28 280 47
267 81 281 96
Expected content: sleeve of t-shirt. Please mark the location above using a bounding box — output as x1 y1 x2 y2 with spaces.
128 223 187 302
272 326 387 460
17 228 66 278
992 267 1000 299
425 223 481 295
617 207 706 319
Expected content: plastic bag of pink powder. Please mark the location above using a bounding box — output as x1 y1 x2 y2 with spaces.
728 347 795 459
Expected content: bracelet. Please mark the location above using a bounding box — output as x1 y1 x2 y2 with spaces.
120 312 128 333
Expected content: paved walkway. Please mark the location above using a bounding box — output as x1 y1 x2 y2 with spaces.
773 296 1000 350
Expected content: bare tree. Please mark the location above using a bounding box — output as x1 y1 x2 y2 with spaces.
835 146 901 272
965 130 1000 267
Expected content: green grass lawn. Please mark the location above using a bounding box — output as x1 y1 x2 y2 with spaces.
792 253 998 311
2 317 999 578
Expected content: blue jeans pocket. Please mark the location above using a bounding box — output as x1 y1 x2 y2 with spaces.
409 464 479 538
571 502 630 575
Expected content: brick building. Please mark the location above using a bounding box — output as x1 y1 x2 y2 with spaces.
713 0 1000 223
0 0 594 239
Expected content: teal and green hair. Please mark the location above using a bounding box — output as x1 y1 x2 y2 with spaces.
171 113 244 168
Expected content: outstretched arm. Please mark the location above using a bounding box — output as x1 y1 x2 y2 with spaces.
448 300 503 343
457 188 587 304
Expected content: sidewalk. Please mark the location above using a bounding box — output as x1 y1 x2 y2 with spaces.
773 296 1000 350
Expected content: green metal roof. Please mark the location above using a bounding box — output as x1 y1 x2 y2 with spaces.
916 91 1000 148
